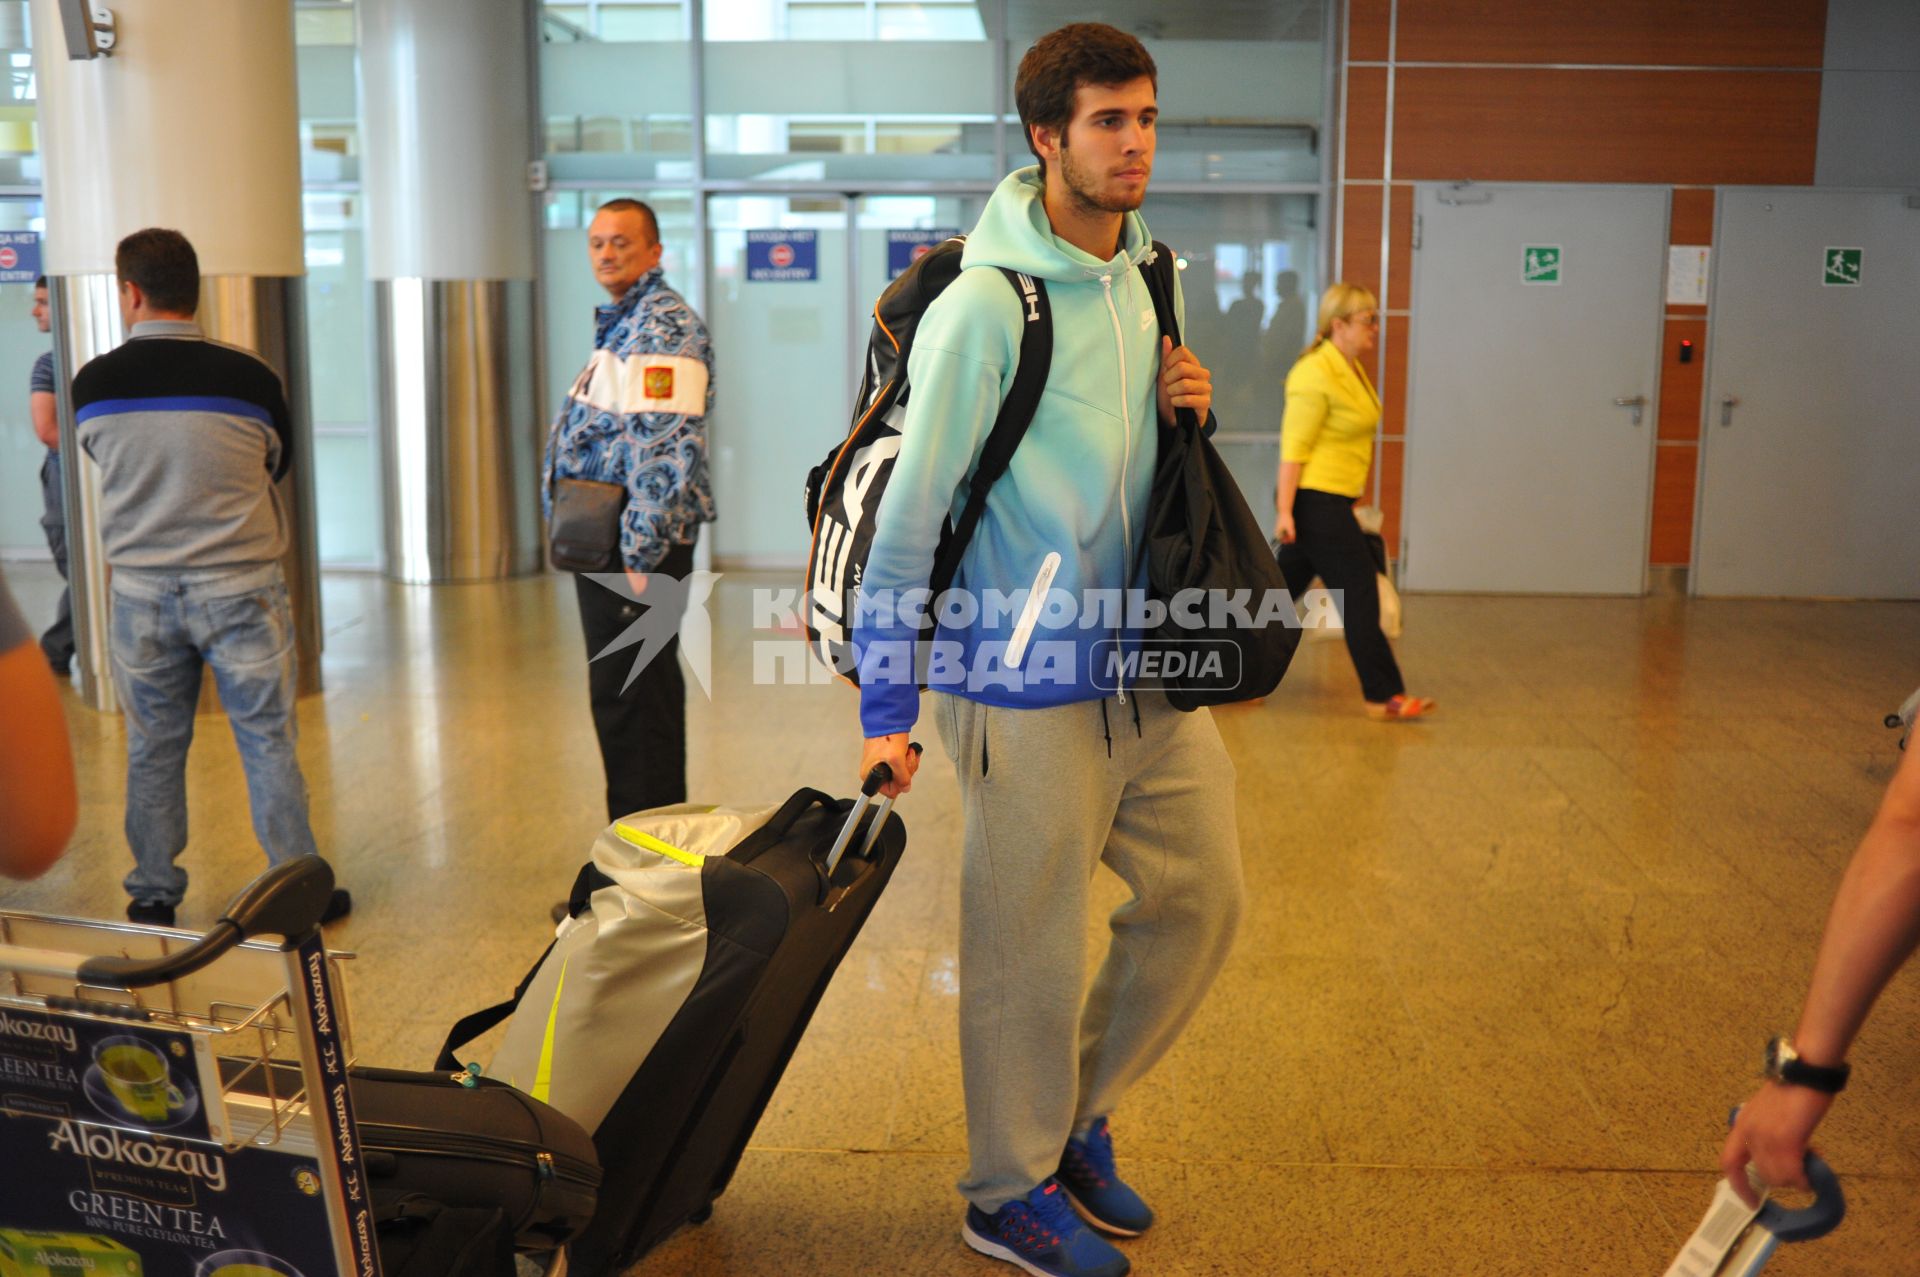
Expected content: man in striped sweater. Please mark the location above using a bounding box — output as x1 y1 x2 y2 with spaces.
74 228 346 928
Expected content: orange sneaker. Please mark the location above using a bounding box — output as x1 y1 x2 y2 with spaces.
1366 694 1435 721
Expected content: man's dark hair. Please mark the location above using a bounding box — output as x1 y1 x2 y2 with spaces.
595 197 660 245
34 274 45 288
1015 23 1157 180
115 228 199 315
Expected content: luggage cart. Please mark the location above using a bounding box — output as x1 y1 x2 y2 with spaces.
1666 1121 1845 1277
0 858 385 1277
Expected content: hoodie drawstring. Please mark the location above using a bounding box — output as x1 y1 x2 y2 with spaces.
1098 695 1141 759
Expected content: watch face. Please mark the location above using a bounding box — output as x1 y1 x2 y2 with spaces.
1765 1035 1794 1080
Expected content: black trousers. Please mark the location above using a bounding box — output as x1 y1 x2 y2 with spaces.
1276 488 1405 704
573 541 696 821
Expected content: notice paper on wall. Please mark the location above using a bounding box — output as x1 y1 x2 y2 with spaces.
1667 246 1710 305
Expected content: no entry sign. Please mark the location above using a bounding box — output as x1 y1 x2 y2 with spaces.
747 230 817 282
887 228 960 280
0 231 41 284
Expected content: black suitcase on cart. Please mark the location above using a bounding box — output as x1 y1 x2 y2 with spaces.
442 771 915 1276
3 856 602 1277
222 1057 601 1269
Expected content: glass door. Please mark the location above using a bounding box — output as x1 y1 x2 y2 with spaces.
705 192 852 566
0 197 48 555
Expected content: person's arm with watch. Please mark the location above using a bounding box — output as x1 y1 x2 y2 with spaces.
1722 743 1920 1207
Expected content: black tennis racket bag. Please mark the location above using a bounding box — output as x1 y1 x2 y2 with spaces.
440 777 912 1275
802 235 1052 682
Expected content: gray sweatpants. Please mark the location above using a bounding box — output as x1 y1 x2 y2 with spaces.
933 689 1244 1212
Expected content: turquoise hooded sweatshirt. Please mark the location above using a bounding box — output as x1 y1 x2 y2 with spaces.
853 166 1186 737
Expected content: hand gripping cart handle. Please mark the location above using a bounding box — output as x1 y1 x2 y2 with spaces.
0 856 389 1277
823 742 925 875
1665 1126 1845 1277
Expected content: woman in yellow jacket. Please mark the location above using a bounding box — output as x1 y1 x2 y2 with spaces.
1274 283 1434 720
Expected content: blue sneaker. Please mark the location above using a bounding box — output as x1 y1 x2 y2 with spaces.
1058 1118 1154 1236
962 1178 1130 1277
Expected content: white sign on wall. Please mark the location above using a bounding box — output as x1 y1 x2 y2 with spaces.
1666 246 1710 305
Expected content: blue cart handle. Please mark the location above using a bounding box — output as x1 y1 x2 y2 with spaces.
1757 1151 1845 1242
1727 1106 1847 1244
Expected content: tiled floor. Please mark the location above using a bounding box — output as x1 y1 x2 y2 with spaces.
5 562 1919 1275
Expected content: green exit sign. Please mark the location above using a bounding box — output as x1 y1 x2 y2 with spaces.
1822 247 1862 286
1522 245 1562 285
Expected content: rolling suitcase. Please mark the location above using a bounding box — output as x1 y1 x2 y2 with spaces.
441 760 918 1276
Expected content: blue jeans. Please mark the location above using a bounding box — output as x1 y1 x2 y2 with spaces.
110 562 318 907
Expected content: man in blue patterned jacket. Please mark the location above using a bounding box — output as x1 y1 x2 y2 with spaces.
544 198 715 820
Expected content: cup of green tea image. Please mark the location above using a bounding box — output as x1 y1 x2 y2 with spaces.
195 1250 305 1277
93 1034 186 1123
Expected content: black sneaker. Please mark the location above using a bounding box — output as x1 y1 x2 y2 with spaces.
126 900 176 927
320 889 353 925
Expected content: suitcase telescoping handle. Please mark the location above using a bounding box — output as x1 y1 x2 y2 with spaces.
0 857 337 989
824 742 924 875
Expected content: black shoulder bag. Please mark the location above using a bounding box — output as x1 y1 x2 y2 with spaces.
1137 244 1301 710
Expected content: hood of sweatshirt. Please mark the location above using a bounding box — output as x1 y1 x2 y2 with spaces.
960 166 1156 284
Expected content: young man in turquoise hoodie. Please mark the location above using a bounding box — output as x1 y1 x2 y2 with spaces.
853 24 1241 1277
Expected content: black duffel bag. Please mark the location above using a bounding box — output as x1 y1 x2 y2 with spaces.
1138 253 1301 711
224 1059 601 1255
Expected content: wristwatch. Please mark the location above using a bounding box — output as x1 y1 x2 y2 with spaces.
1765 1035 1850 1094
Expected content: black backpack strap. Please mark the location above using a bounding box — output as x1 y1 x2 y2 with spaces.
927 267 1052 597
437 940 553 1071
434 862 612 1070
1139 241 1213 437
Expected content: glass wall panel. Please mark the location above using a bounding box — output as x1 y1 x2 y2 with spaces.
544 2 685 41
296 41 359 184
296 7 374 567
302 193 379 566
294 1 356 47
704 0 996 183
0 3 36 188
707 0 983 41
541 2 693 183
0 197 48 554
1001 7 1326 185
704 193 849 565
1148 193 1320 513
